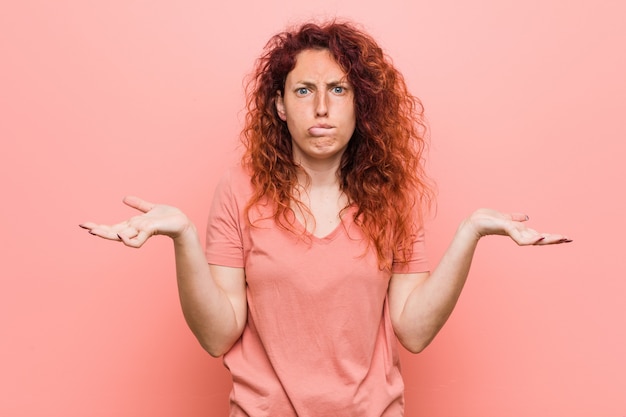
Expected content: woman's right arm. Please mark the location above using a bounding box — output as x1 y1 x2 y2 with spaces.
172 224 247 357
80 196 247 357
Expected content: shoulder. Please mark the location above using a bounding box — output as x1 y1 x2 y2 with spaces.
209 165 255 216
218 164 252 187
215 164 254 198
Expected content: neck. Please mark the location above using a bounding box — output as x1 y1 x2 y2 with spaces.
293 148 345 189
296 161 341 189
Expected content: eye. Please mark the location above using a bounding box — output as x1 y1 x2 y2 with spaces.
296 87 309 96
332 86 345 94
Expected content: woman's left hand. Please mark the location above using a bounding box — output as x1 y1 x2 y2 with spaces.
464 208 572 246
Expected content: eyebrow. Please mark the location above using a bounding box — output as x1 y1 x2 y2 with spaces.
293 79 350 88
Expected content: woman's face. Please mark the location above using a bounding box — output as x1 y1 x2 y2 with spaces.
276 49 356 168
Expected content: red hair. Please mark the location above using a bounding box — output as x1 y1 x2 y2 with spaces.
241 20 434 269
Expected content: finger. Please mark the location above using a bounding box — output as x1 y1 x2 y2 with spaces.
507 227 547 246
87 225 124 241
79 222 97 231
123 196 156 214
512 234 545 246
534 234 573 245
116 225 140 241
118 229 152 248
509 213 529 222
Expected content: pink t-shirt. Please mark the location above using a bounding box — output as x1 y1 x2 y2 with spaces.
205 165 429 417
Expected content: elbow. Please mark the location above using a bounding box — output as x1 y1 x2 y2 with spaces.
395 325 437 354
186 320 243 358
204 346 226 358
200 340 229 358
196 336 235 358
399 335 433 354
394 315 447 354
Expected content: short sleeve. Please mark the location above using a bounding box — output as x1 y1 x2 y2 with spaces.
391 221 429 274
205 169 246 268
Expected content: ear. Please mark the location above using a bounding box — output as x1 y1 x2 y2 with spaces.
275 91 287 121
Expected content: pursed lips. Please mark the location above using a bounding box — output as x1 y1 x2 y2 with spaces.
307 124 334 137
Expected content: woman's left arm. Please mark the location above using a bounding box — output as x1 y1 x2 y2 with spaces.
388 208 571 353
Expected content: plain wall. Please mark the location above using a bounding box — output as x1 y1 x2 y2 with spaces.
1 0 624 416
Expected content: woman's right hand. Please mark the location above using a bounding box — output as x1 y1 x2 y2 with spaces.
79 196 193 248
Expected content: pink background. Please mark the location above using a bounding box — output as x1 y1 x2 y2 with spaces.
2 0 624 415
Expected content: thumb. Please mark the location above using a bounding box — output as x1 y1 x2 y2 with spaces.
509 212 529 222
122 196 156 213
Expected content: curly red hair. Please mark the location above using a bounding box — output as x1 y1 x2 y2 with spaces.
241 20 434 269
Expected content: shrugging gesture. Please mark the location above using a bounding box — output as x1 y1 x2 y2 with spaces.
79 20 573 416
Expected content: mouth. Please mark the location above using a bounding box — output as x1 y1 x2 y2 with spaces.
308 124 334 137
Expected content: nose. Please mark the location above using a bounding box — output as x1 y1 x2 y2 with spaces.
315 90 328 117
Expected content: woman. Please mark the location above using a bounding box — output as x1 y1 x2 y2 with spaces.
80 21 570 417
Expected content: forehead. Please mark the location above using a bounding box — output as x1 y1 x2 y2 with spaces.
286 49 347 82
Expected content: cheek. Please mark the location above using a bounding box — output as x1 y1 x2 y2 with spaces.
285 118 301 139
346 106 357 129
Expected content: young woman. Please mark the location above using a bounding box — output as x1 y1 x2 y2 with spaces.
80 21 571 417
